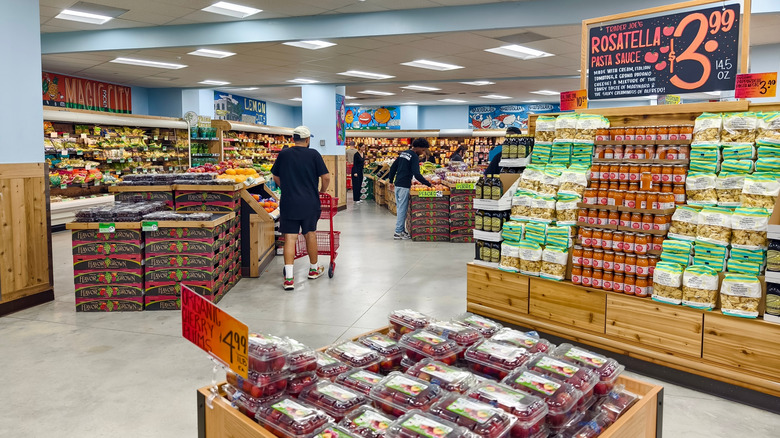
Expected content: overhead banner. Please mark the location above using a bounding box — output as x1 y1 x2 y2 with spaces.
468 104 561 130
336 94 346 145
587 3 740 99
214 91 267 125
42 72 132 114
345 106 400 130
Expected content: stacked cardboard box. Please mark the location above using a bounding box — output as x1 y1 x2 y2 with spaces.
175 190 240 212
409 192 450 242
449 186 475 243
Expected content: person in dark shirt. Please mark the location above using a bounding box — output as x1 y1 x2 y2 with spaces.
352 144 366 205
450 145 466 163
485 126 523 176
271 126 331 291
386 138 432 240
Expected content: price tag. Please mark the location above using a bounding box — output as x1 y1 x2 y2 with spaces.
94 181 100 187
164 136 169 141
85 165 91 170
98 223 116 234
164 157 169 161
121 136 127 140
120 159 125 163
143 135 148 140
81 133 87 139
61 151 68 157
60 183 67 189
418 190 443 198
162 146 167 152
63 133 69 139
142 221 158 232
735 72 778 98
105 135 111 139
560 89 588 111
116 171 122 175
182 286 249 379
455 183 475 190
77 150 83 155
50 132 57 138
147 158 152 162
153 136 158 141
107 159 113 163
66 166 73 171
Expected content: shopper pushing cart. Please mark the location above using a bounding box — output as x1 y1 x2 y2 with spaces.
272 126 332 291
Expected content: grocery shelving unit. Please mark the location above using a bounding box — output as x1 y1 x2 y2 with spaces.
208 120 295 165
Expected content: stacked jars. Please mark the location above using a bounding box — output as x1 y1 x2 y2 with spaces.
608 125 693 141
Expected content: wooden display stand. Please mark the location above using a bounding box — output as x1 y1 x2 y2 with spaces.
239 184 278 278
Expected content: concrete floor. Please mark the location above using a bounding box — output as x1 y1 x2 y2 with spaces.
1 200 778 437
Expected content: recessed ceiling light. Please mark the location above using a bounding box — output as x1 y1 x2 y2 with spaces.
402 60 464 71
344 96 357 100
704 91 721 96
283 40 337 50
202 2 262 18
199 80 231 86
359 90 395 96
482 95 512 100
289 98 303 101
523 99 541 103
188 48 236 58
110 57 187 69
485 45 554 60
460 81 495 86
287 78 320 84
233 87 259 91
400 102 419 105
530 90 559 96
338 70 395 80
55 9 113 25
401 85 441 91
439 99 467 103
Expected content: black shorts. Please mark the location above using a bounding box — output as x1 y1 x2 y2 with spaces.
280 211 320 235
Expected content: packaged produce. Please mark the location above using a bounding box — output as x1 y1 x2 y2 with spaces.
299 381 369 421
554 114 579 140
248 333 293 373
310 424 361 438
685 173 717 206
502 368 582 430
327 342 382 373
524 354 599 409
384 411 479 438
741 173 780 212
398 330 463 365
681 265 719 310
406 358 478 393
534 116 557 143
254 397 333 438
595 385 639 426
425 320 483 351
716 173 745 207
491 328 553 354
550 344 624 396
222 383 281 419
466 381 548 438
668 206 699 241
540 246 568 281
692 112 722 143
464 339 533 380
389 310 432 336
368 372 446 416
720 274 762 318
518 241 543 276
289 372 320 397
226 369 289 399
360 333 404 374
555 195 580 225
498 241 521 273
731 207 769 250
429 394 516 438
336 369 385 396
317 352 353 380
696 207 732 247
289 338 318 374
652 262 684 305
551 411 609 438
453 313 503 337
339 406 395 438
721 112 758 143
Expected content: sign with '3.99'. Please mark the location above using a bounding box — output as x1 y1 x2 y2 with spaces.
588 3 740 99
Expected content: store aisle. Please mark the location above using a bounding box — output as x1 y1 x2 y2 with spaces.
1 202 777 437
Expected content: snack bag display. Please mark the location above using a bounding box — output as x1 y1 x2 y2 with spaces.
511 191 534 220
690 144 720 162
757 139 780 158
574 114 609 142
652 262 684 305
540 246 568 281
518 166 543 193
668 206 700 241
727 258 762 276
518 241 543 276
741 173 780 212
538 167 562 196
555 194 580 225
692 112 722 143
545 225 573 248
549 142 572 166
719 159 753 174
557 168 588 197
720 274 762 318
730 207 769 250
681 265 719 310
755 157 780 173
686 173 717 206
721 112 758 144
721 144 755 161
688 159 719 174
696 207 732 247
716 172 745 207
530 144 552 164
528 195 556 224
534 115 557 143
554 114 578 140
523 222 547 246
498 241 521 273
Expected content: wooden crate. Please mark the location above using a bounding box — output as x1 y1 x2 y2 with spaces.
528 277 606 333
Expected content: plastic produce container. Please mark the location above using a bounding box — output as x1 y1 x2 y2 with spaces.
550 411 609 438
289 338 318 374
339 405 396 438
335 369 385 396
299 381 369 421
398 330 463 365
464 340 533 380
359 333 405 374
308 424 361 438
550 344 624 396
452 313 503 338
524 354 599 410
226 369 289 399
405 358 478 393
316 352 353 380
388 309 433 336
501 368 583 431
491 329 554 354
289 372 320 397
400 356 416 373
248 333 293 373
368 372 447 417
327 341 382 373
429 394 516 438
466 381 548 438
254 397 333 438
425 320 483 353
595 385 639 425
222 383 282 419
387 329 401 341
384 410 480 438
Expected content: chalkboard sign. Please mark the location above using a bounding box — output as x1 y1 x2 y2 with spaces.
588 3 740 99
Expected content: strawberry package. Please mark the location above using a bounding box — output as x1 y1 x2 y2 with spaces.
226 369 289 399
406 358 478 394
288 338 318 374
248 334 293 373
359 333 405 374
339 406 396 438
464 340 534 380
490 329 554 354
298 381 369 421
309 424 361 438
316 352 353 380
398 330 463 365
254 397 333 438
501 368 583 431
384 411 480 438
222 383 283 419
326 341 383 373
288 372 320 397
523 355 599 410
428 394 516 438
368 372 447 417
549 344 624 396
452 313 503 338
335 369 385 396
466 381 548 438
424 320 483 353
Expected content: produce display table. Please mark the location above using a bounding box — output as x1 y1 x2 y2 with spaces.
109 184 174 209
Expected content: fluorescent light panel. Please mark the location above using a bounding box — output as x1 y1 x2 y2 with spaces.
188 48 236 58
199 80 231 86
523 100 541 103
110 57 187 69
287 78 320 84
359 90 395 96
401 85 441 92
439 99 467 103
338 70 395 80
482 95 512 100
344 96 357 100
402 59 464 71
704 91 722 96
233 87 258 91
400 102 418 105
202 2 262 18
460 81 495 86
289 98 303 101
55 9 113 24
485 44 553 60
530 90 559 96
283 40 337 50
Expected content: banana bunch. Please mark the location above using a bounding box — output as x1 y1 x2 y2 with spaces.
420 162 437 175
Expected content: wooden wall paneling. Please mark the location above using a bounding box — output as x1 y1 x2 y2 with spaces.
702 311 780 381
467 264 530 314
529 278 606 333
321 155 347 207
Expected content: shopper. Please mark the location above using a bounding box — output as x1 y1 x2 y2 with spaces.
485 126 522 175
352 144 366 205
387 138 433 239
450 145 466 163
272 126 331 291
346 144 358 164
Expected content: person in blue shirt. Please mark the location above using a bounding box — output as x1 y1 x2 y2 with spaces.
386 138 432 240
485 126 523 175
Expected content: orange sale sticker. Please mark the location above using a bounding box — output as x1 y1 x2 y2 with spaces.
734 72 777 99
560 90 588 111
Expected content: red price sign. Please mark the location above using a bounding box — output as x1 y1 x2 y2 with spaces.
735 72 778 99
181 286 249 378
560 90 588 111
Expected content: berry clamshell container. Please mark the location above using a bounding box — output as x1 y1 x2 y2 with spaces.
359 333 405 374
400 356 416 373
254 396 334 438
248 333 293 373
425 320 483 355
388 309 433 336
339 405 396 438
289 338 318 374
501 368 583 431
429 394 516 438
594 385 639 425
466 381 548 438
226 369 290 399
524 354 598 410
464 340 534 380
222 383 283 419
490 329 554 354
385 410 480 438
317 352 354 380
387 329 401 341
398 330 464 366
327 341 383 373
308 423 361 438
452 313 503 338
550 411 609 438
299 381 370 421
289 372 320 397
335 369 385 396
406 358 478 394
550 344 624 396
368 372 447 417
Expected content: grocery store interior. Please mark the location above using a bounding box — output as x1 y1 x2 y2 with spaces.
2 0 780 437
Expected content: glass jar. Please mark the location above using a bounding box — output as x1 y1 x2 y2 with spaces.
664 146 680 160
624 233 636 253
614 253 626 273
629 165 641 183
572 266 583 285
631 212 643 230
643 144 655 160
647 192 659 210
634 147 647 160
655 214 671 231
646 126 658 141
599 181 610 190
582 267 593 288
618 182 629 192
612 127 625 142
582 248 594 267
591 166 600 182
658 192 675 209
636 192 648 209
612 190 625 208
603 250 615 272
673 166 687 185
625 127 636 141
604 146 615 159
652 235 664 252
598 210 609 225
602 230 613 250
608 164 620 181
572 245 584 266
608 181 619 191
580 228 593 247
635 277 649 297
624 275 636 295
624 145 636 160
648 255 659 276
592 229 603 249
651 165 662 183
584 188 598 205
603 271 614 291
619 211 632 228
578 207 589 223
588 209 599 225
598 189 609 206
664 125 675 141
635 127 646 140
640 172 653 192
618 164 630 182
673 185 686 205
628 182 640 192
661 165 673 184
608 210 620 226
593 249 605 270
641 213 654 231
624 191 636 208
636 255 649 277
613 273 625 293
624 254 637 276
613 145 624 160
635 234 648 255
680 125 693 140
596 128 610 141
660 183 674 194
592 269 603 290
594 145 606 159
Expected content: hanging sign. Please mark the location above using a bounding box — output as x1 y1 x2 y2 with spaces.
560 90 588 111
42 72 132 113
587 3 740 99
734 72 778 99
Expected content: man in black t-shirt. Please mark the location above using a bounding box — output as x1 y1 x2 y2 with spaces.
386 138 432 239
271 126 331 291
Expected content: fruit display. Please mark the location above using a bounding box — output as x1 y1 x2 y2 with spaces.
254 397 333 438
310 424 360 438
358 333 404 374
227 369 289 399
466 382 549 438
463 340 533 380
339 406 395 438
410 182 450 194
428 394 516 438
248 334 293 373
502 368 583 430
490 329 554 355
326 342 382 373
551 411 609 438
288 339 318 374
335 369 384 396
187 160 261 184
368 372 446 417
452 314 503 338
388 309 433 336
424 320 483 353
549 345 624 396
298 381 370 421
317 352 353 380
253 195 280 213
593 385 639 425
523 355 599 409
223 383 282 418
384 410 479 438
400 356 417 373
288 372 319 397
398 330 463 366
405 359 478 394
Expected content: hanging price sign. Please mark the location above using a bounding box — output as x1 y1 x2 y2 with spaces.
560 90 588 111
735 72 777 98
417 190 443 198
455 183 475 190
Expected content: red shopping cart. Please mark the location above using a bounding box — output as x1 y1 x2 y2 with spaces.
290 193 340 278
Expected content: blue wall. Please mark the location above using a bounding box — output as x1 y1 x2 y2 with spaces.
400 106 419 130
131 86 149 115
419 105 470 130
267 101 298 127
147 88 184 118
